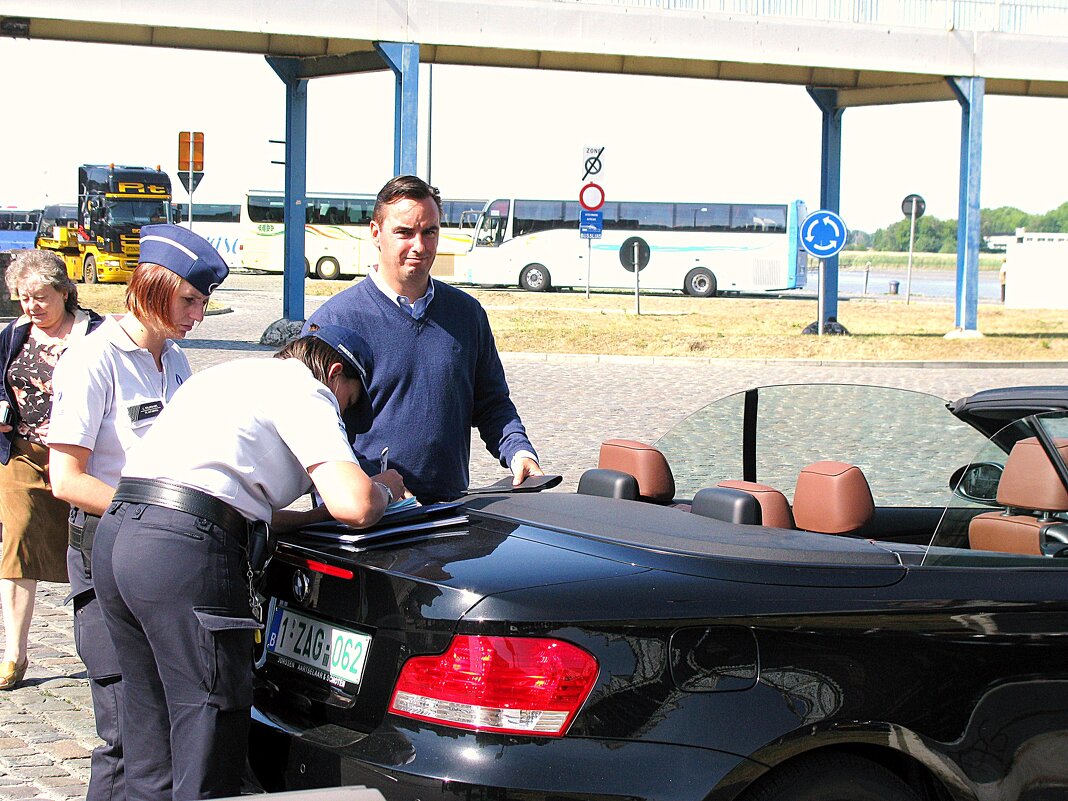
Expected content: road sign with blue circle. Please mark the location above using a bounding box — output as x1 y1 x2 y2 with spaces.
800 209 848 258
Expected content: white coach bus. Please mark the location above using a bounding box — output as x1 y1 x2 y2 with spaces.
460 197 808 296
240 191 483 280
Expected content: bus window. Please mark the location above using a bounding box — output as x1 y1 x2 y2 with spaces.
618 202 673 231
675 203 730 232
514 200 569 237
732 204 786 233
345 197 374 225
248 194 285 224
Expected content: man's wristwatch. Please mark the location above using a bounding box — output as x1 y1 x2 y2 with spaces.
374 481 394 505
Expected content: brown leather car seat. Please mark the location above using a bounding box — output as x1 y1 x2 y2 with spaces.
968 437 1068 556
596 439 676 504
792 461 874 535
716 480 795 528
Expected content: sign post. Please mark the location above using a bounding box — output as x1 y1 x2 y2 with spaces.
177 131 205 229
578 148 605 300
619 236 650 315
579 210 603 299
800 209 848 335
901 193 926 305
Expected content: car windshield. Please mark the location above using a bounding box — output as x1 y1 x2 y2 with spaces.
654 384 988 508
926 410 1068 566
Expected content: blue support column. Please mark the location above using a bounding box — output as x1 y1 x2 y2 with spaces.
267 57 308 321
947 76 984 332
806 88 844 324
374 42 420 176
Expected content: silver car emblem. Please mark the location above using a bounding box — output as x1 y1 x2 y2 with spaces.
292 570 312 604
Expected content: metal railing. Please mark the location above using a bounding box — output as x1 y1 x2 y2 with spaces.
552 0 1068 35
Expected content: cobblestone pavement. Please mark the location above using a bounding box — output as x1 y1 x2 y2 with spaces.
2 273 1066 800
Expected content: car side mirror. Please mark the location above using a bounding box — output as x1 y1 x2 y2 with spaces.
949 461 1003 506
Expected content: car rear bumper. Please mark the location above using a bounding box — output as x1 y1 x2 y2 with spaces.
249 707 755 801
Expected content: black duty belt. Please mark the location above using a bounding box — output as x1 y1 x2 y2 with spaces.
113 478 249 545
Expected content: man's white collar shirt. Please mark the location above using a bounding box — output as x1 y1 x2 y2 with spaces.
369 267 435 320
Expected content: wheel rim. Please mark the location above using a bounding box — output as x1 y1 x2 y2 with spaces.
524 267 545 290
691 274 709 294
317 259 339 280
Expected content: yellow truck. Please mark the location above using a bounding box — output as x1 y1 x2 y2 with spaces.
36 164 172 283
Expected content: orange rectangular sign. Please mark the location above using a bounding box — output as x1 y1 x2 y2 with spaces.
178 131 205 172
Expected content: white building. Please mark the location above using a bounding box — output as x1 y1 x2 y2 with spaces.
1004 229 1068 309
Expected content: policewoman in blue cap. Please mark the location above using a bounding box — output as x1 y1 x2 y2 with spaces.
48 224 229 801
90 325 407 800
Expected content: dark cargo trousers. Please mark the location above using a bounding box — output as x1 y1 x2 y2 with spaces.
92 501 260 801
67 539 125 801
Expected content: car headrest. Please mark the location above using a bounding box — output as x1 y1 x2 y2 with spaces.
997 437 1068 511
597 439 676 504
691 487 762 525
716 480 795 529
576 468 640 501
793 461 874 535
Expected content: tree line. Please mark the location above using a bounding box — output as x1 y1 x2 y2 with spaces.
846 201 1068 252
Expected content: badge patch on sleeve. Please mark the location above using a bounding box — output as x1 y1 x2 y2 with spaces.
128 400 164 423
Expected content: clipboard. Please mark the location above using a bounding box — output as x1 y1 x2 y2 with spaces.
297 500 468 544
299 514 469 544
465 474 563 494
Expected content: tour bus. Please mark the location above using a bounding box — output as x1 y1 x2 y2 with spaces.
172 202 243 268
460 197 808 296
0 208 42 251
239 191 484 280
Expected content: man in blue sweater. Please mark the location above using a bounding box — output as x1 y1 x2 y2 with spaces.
302 176 542 502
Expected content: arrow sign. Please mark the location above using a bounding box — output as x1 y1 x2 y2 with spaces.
800 209 848 258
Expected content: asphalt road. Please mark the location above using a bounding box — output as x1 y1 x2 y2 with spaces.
1 273 1065 800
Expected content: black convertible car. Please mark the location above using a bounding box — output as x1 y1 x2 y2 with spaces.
248 384 1068 801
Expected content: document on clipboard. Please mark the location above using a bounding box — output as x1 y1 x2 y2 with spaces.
299 501 468 544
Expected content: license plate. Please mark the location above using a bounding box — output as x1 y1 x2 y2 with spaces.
265 606 372 686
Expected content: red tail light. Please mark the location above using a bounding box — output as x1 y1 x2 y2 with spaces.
389 635 598 736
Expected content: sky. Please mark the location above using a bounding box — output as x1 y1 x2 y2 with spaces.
3 37 1068 233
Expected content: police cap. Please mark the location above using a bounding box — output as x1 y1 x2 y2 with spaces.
310 324 374 434
139 223 229 296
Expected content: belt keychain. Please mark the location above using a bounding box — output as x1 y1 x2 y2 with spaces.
247 561 263 643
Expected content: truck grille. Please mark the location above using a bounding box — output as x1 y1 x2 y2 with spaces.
120 235 139 257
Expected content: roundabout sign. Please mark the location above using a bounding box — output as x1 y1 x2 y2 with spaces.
800 209 848 259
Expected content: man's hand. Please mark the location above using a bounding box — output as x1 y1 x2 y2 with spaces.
512 457 544 487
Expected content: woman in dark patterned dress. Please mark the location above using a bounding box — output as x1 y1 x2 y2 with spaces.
0 250 101 689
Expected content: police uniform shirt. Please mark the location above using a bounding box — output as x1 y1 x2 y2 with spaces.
121 358 358 523
48 315 191 487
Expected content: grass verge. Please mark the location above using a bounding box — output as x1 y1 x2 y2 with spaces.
76 278 1066 362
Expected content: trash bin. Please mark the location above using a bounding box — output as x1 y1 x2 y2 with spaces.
888 280 900 295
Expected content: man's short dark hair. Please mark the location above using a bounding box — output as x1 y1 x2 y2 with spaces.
372 175 443 224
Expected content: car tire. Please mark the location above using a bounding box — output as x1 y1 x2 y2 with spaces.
305 257 313 278
742 753 921 801
316 257 341 281
83 255 98 284
684 267 716 297
520 263 551 292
